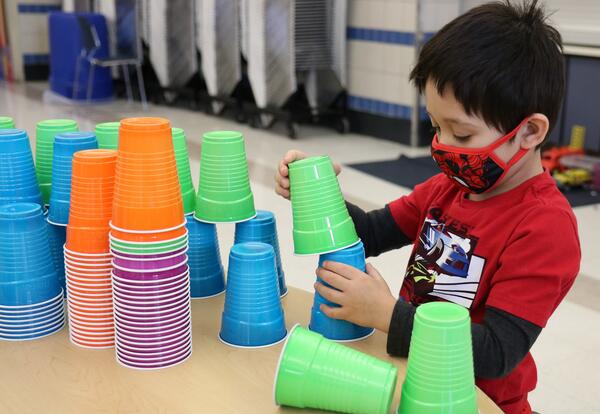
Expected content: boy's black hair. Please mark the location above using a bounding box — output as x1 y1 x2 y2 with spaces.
410 0 564 144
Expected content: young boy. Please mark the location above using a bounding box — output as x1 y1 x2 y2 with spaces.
274 1 580 413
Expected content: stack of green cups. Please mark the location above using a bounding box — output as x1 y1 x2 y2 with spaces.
0 117 15 129
194 131 256 223
94 122 120 150
35 119 79 204
288 156 359 255
398 302 478 414
275 325 398 414
172 128 196 215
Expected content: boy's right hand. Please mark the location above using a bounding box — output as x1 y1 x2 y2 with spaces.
274 150 342 200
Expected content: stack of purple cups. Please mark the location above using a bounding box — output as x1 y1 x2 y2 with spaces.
108 117 192 370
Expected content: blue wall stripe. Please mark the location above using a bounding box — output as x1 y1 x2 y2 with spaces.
347 27 436 46
17 4 61 13
348 95 430 121
23 54 49 65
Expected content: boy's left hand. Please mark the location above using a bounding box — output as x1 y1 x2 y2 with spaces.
315 261 397 333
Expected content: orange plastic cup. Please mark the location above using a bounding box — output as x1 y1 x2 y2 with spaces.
108 224 187 243
66 226 111 254
118 118 173 152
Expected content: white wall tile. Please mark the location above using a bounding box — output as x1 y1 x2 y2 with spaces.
348 67 415 107
383 0 417 32
421 0 461 32
348 0 386 29
19 15 51 54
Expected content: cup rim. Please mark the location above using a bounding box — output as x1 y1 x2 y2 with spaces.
109 230 188 246
0 306 64 328
112 282 189 304
0 289 64 310
113 290 189 311
112 278 189 298
111 247 189 262
112 300 189 318
116 338 192 362
111 258 189 274
63 246 112 258
111 270 189 285
113 302 189 323
0 314 65 335
0 318 65 339
115 334 191 356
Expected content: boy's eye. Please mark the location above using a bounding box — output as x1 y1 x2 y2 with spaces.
453 134 471 142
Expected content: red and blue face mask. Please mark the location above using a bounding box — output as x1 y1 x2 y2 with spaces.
431 119 530 194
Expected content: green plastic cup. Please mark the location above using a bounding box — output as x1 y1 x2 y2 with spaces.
289 156 358 255
95 122 120 149
275 325 398 414
0 117 15 129
35 119 79 203
171 128 196 214
194 131 255 223
398 302 477 414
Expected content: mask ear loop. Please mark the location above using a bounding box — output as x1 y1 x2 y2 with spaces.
488 118 531 170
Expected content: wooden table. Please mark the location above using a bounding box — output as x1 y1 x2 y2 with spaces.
0 287 502 413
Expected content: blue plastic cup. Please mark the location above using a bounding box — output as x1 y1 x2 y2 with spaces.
234 210 287 297
309 241 375 341
0 203 61 306
219 242 287 348
0 129 42 206
48 132 98 225
46 218 66 296
0 317 65 341
185 216 225 298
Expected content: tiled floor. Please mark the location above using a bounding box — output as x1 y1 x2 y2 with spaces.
1 82 599 413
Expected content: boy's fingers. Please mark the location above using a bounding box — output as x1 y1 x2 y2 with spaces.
317 267 350 290
315 282 344 305
333 162 342 175
320 304 345 320
283 150 307 164
322 261 360 280
365 263 383 281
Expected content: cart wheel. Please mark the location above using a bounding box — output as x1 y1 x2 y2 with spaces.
336 117 350 134
249 115 263 129
287 122 299 140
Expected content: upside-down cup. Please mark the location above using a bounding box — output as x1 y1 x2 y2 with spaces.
95 121 120 150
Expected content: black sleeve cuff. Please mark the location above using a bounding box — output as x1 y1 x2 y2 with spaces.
386 299 416 357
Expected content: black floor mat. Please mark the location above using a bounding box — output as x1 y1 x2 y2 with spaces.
349 155 600 208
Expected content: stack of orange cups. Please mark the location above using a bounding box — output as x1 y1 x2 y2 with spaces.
109 118 191 370
64 149 117 349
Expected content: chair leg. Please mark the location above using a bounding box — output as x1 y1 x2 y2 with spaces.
122 64 133 104
86 64 95 102
135 63 148 110
73 56 82 100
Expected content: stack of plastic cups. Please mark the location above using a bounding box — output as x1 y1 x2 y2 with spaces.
219 242 287 348
0 129 43 207
110 117 192 370
65 149 117 349
186 216 225 298
47 132 98 295
288 155 359 255
274 325 398 414
35 119 79 204
95 122 120 150
310 241 374 341
172 128 196 215
398 302 478 414
194 130 256 223
0 203 65 341
0 117 15 129
234 210 287 297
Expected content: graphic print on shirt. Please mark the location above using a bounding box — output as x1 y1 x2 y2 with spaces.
401 208 485 308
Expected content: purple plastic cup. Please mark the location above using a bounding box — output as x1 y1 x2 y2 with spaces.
113 299 189 319
115 317 189 337
111 270 188 288
112 255 188 271
112 264 189 281
113 288 189 311
115 327 191 350
116 331 191 354
114 310 189 330
112 274 188 296
117 337 191 359
110 247 188 260
113 303 189 325
112 279 189 301
116 341 191 362
116 347 192 370
115 323 191 344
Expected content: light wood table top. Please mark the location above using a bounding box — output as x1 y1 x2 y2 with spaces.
0 287 502 413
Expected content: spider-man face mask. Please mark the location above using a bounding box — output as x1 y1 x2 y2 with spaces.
431 119 530 194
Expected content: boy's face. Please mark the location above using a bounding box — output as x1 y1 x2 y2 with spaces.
425 80 520 164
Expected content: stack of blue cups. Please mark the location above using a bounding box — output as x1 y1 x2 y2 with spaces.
0 203 65 341
309 241 375 341
219 242 287 348
47 132 98 225
185 215 225 298
0 129 42 207
234 210 287 297
46 132 98 294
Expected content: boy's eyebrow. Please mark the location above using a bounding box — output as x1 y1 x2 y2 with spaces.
427 111 476 128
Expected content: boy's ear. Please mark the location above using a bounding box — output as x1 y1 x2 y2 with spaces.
519 113 549 149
